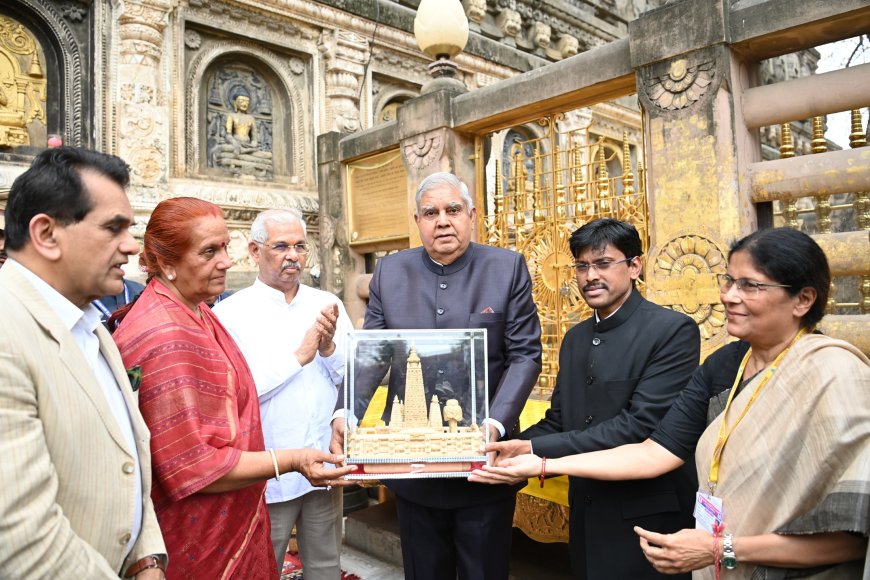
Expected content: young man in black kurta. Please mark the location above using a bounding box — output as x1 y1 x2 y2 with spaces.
487 218 700 579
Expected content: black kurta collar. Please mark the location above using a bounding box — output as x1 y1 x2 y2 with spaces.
593 287 643 333
420 242 475 275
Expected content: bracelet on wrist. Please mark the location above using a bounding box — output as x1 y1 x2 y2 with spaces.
539 457 547 488
268 448 281 480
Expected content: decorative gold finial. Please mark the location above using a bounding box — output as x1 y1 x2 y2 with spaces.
28 50 43 77
811 116 827 154
622 131 634 197
596 138 610 212
849 109 867 149
779 123 799 229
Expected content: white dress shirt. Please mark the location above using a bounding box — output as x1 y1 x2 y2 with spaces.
7 259 143 555
214 278 351 503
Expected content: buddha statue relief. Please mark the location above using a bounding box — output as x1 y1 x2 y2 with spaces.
207 81 274 180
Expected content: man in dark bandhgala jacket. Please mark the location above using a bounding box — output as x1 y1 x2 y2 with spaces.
334 172 542 580
485 218 700 580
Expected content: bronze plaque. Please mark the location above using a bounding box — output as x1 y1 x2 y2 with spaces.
346 149 409 246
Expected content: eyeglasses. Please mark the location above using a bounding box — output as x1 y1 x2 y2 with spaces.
256 241 309 255
572 257 636 274
418 204 467 221
717 273 790 295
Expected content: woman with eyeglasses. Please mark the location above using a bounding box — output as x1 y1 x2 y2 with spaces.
472 227 869 579
111 197 352 579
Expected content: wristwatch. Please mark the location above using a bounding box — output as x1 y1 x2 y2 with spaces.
124 555 165 578
721 533 738 570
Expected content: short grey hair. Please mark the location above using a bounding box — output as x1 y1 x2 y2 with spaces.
414 172 474 216
250 208 306 243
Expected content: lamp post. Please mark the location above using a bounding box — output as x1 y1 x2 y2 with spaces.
414 0 469 94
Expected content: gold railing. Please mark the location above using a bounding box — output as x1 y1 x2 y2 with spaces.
478 114 648 400
772 109 869 315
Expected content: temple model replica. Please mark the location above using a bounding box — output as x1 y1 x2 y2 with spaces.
347 347 485 464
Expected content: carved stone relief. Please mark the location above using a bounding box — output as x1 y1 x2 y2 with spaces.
116 0 174 201
318 29 368 134
403 131 443 170
652 234 728 342
645 58 715 111
205 66 274 180
185 38 308 185
0 15 47 147
13 0 84 146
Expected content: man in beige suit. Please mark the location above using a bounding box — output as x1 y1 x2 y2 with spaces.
0 147 166 578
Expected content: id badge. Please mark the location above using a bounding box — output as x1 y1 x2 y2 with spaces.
693 491 724 533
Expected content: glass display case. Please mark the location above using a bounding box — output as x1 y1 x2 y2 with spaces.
343 329 489 479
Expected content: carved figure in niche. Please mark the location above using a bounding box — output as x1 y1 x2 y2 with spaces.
0 16 47 147
205 66 275 180
225 94 258 151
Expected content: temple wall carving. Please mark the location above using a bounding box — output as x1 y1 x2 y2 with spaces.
0 0 823 297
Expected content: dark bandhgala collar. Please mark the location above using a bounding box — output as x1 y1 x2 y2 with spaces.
420 242 476 276
593 287 643 333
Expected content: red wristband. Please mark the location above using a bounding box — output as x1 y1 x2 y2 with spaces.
539 457 547 488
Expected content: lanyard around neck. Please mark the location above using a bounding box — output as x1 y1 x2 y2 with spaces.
707 327 808 493
92 282 131 319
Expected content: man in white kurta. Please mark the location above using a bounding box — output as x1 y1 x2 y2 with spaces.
214 209 351 579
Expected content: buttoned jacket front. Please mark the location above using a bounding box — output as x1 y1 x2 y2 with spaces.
0 264 165 578
363 242 542 508
522 288 699 579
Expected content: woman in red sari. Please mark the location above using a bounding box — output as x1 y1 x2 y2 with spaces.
113 198 351 579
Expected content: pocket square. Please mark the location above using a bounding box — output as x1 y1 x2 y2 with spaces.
480 307 494 314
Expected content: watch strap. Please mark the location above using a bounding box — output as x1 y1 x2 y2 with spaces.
721 533 738 570
124 555 165 578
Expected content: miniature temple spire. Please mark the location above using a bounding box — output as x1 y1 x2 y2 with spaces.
402 347 429 428
428 395 443 429
389 395 404 428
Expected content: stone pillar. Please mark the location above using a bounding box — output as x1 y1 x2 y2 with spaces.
631 0 756 351
318 29 369 134
116 0 176 206
396 90 477 247
317 131 353 304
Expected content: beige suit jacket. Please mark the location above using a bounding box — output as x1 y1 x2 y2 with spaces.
0 264 165 578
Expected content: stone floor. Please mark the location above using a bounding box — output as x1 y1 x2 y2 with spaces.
340 500 574 580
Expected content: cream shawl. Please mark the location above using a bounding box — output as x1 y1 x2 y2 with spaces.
693 334 869 580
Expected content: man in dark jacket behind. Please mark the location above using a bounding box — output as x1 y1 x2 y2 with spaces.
484 218 700 579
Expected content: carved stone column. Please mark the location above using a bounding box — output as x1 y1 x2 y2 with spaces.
116 0 176 206
397 91 477 248
317 29 369 134
632 2 754 352
317 131 351 303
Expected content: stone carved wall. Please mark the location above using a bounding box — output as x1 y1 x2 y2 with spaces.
318 29 368 134
184 37 308 186
6 0 86 148
116 0 175 204
461 0 669 61
0 15 47 146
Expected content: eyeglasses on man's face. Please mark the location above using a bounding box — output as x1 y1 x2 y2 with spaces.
571 256 636 274
717 273 791 296
256 241 309 255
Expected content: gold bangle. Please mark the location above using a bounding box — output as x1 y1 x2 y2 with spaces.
268 448 281 480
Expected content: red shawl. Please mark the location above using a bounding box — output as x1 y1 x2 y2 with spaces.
114 280 276 579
